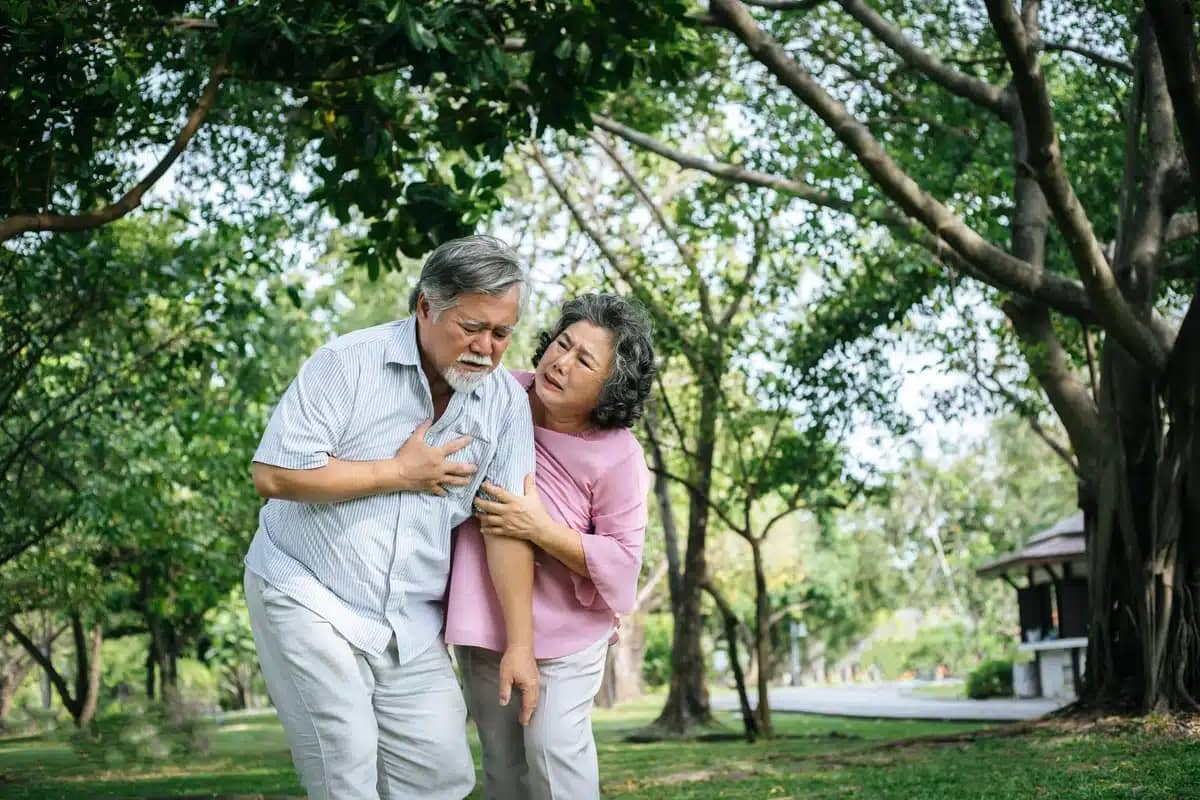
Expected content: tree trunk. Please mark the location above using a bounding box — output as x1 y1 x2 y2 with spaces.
644 408 683 617
68 613 103 728
39 614 52 710
703 582 758 742
1083 293 1200 712
0 657 34 723
750 542 774 736
595 614 645 708
653 381 719 734
5 614 103 728
150 616 177 699
145 639 157 700
232 668 249 711
76 624 103 727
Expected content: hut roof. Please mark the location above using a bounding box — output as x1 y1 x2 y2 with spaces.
975 512 1085 578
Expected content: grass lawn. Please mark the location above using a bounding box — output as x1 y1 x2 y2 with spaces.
1 699 1198 799
906 682 967 700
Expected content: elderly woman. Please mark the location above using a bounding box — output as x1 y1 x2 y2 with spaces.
445 292 654 800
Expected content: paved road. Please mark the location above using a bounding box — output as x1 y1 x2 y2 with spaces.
712 682 1066 722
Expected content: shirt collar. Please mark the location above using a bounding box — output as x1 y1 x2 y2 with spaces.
384 317 486 398
384 318 421 367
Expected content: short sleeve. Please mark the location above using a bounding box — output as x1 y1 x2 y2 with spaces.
484 390 536 496
253 348 353 470
571 446 650 614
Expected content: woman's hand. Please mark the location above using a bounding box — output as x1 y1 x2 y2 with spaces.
475 474 549 544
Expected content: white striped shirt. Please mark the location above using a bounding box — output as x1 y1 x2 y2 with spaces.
244 318 535 663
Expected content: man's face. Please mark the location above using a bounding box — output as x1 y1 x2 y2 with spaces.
416 287 521 392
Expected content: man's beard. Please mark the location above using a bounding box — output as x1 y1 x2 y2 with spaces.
442 354 493 392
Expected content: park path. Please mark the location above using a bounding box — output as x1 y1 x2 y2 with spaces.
712 681 1065 722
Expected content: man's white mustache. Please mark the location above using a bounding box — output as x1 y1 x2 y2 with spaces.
456 354 492 367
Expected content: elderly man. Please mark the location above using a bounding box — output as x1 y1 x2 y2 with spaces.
243 235 539 800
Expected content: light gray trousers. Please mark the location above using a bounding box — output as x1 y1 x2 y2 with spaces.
245 570 475 800
455 634 609 800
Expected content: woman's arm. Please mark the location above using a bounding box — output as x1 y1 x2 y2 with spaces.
472 474 595 568
529 518 589 577
474 476 590 576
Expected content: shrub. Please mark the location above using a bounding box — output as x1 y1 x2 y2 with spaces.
966 659 1013 699
67 697 213 768
642 614 673 688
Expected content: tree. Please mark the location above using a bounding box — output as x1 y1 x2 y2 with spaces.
837 416 1079 674
521 129 902 735
0 206 322 722
596 0 1200 712
1 1 693 268
2 540 108 728
202 590 264 711
0 618 60 724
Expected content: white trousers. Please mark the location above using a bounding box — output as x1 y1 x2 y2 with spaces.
244 571 475 800
456 635 609 800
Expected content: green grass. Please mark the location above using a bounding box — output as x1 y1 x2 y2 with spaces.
1 700 1198 799
906 682 968 700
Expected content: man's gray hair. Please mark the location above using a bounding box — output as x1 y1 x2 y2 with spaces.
408 235 529 317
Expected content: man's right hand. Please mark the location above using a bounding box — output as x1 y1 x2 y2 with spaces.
392 421 477 496
498 644 540 726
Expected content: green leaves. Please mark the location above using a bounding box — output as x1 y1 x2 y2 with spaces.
0 210 321 639
3 0 697 280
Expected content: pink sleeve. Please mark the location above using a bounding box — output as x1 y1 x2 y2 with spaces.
571 447 650 614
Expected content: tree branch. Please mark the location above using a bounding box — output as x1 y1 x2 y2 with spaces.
593 112 1097 318
1083 322 1100 399
1027 416 1078 472
651 372 697 461
700 578 759 741
1038 39 1134 75
1113 32 1146 278
985 0 1166 371
760 502 805 543
1143 0 1200 215
636 558 670 611
1114 20 1181 303
166 16 219 31
836 0 1010 116
1002 301 1103 474
647 465 747 537
4 619 77 716
1166 212 1198 244
768 601 812 627
742 0 827 9
0 63 228 243
721 215 769 328
593 114 854 210
589 131 716 329
0 510 71 570
529 145 706 379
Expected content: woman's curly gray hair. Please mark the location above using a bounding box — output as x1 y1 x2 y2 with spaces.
533 293 656 430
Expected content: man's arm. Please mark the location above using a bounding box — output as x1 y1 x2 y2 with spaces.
483 535 537 725
253 422 477 504
481 389 540 725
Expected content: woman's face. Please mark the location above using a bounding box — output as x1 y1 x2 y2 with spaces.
533 320 615 422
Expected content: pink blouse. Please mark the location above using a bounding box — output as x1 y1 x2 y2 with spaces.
444 371 650 659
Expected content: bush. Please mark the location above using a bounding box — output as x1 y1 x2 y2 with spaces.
966 659 1013 699
641 614 673 688
67 697 213 768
